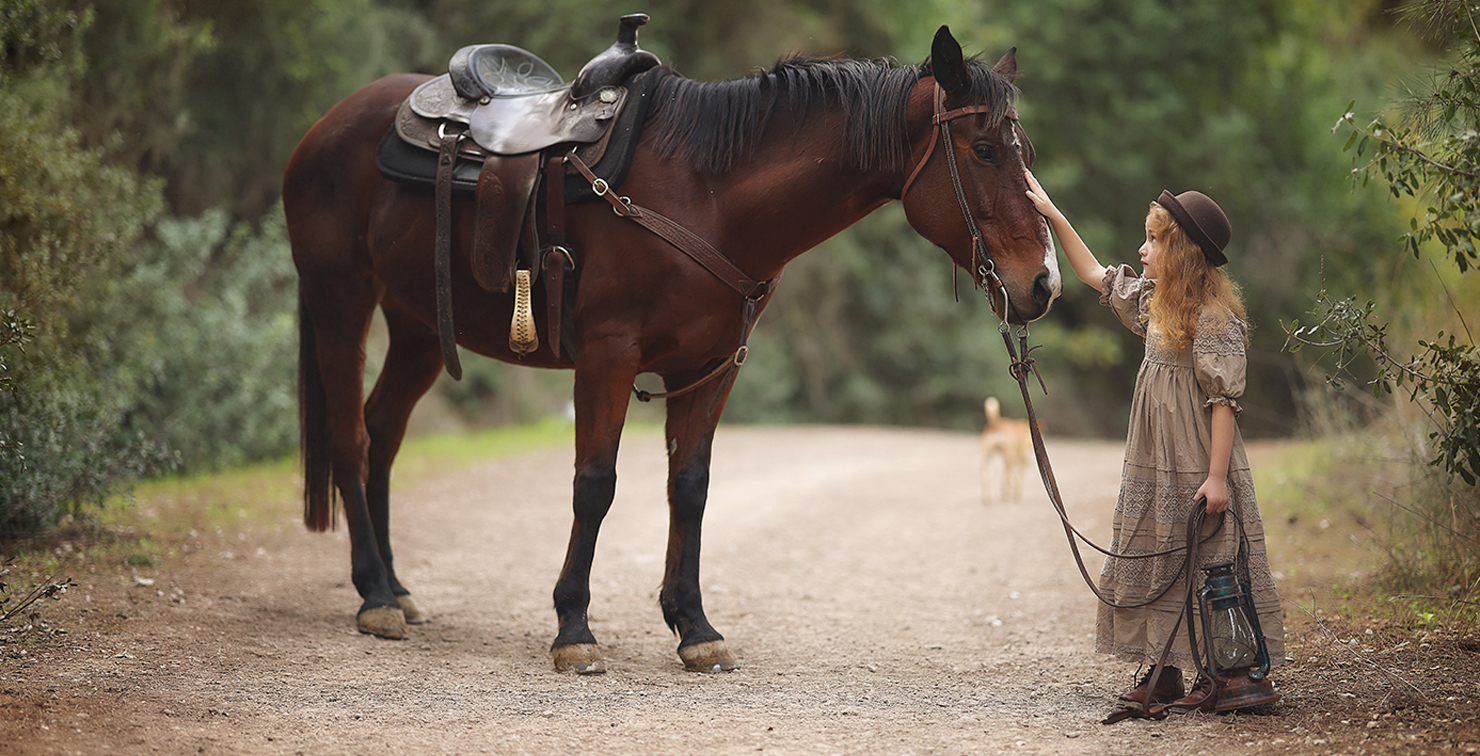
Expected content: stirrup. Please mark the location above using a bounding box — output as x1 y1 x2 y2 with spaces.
510 269 539 354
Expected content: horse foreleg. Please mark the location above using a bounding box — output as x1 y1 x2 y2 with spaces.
550 356 634 674
659 387 738 672
362 298 446 626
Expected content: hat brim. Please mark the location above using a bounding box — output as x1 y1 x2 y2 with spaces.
1157 190 1228 266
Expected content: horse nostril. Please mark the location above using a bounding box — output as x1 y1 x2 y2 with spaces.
1031 272 1053 310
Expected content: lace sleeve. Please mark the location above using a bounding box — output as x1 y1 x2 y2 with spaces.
1193 309 1248 416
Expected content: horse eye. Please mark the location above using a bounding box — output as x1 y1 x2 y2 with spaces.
973 143 998 164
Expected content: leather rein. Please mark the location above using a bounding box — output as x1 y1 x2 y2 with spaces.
905 83 1227 610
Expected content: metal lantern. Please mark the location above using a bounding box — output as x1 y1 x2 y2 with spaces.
1196 562 1281 711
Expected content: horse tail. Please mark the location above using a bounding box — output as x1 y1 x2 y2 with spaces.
298 289 337 532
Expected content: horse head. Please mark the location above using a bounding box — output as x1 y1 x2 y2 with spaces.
900 26 1060 324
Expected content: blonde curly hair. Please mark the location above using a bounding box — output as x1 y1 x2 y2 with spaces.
1144 204 1247 351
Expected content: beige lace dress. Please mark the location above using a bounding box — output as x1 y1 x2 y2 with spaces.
1094 265 1285 671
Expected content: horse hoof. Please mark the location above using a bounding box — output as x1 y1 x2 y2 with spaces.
552 643 606 675
396 594 428 625
679 640 738 672
357 606 408 639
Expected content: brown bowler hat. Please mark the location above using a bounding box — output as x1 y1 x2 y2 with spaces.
1157 189 1231 266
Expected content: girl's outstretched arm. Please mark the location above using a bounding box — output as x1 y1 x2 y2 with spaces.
1025 170 1108 292
1196 403 1237 514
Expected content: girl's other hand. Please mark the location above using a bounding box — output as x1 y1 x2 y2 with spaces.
1196 477 1230 514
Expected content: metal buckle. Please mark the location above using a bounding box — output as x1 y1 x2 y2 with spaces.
436 122 465 141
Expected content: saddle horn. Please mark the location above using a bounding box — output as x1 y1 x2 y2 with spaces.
570 13 662 99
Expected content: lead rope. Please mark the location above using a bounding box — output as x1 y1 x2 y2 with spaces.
928 80 1216 600
926 80 1237 723
990 280 1220 611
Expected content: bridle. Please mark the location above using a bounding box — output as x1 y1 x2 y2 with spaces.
900 83 1027 323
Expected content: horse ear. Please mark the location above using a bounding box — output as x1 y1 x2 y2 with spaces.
994 47 1019 82
930 25 971 97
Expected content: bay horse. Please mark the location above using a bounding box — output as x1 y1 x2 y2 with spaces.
284 25 1061 674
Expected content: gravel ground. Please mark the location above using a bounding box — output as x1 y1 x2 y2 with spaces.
2 426 1476 755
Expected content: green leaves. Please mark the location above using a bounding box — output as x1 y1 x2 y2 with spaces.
1315 0 1480 486
1286 284 1480 486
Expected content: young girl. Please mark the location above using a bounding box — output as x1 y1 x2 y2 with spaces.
1024 170 1284 710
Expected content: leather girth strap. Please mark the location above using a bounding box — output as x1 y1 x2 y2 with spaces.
565 152 776 406
435 130 464 380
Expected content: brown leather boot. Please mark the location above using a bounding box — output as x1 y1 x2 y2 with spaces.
1165 674 1215 713
1118 666 1185 705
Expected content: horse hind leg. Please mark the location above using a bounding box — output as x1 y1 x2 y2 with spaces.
363 296 447 626
297 273 408 639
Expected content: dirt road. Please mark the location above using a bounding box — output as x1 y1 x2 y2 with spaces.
1 427 1473 754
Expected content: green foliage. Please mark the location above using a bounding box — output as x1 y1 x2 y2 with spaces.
1335 1 1480 273
92 210 300 471
0 0 86 79
0 310 33 391
0 378 176 538
0 204 301 537
1307 0 1480 485
66 0 213 192
1287 286 1480 484
0 3 296 538
979 0 1408 435
177 0 438 219
0 310 34 468
0 2 177 538
66 0 439 221
0 77 164 320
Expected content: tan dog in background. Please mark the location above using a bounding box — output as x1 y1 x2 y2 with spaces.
981 397 1035 502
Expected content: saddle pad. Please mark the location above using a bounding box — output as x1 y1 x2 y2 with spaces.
375 68 660 204
375 128 484 192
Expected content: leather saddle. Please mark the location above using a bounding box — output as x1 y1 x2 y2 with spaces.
374 13 661 367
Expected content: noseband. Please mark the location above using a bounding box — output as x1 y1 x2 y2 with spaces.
900 84 1023 322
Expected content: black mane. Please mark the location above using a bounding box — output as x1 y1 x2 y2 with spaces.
645 55 1018 176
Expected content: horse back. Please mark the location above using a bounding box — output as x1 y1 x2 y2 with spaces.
283 74 429 219
284 75 430 280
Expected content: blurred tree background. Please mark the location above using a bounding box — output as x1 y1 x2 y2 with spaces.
0 0 1466 546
